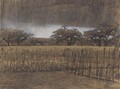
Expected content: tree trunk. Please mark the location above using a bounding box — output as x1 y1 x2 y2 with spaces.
17 42 21 46
7 42 10 46
96 40 102 46
67 41 72 46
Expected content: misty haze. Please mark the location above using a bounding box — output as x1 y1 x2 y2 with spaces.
1 20 91 38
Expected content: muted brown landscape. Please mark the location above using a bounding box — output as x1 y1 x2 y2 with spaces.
0 0 120 89
0 46 119 89
0 72 120 89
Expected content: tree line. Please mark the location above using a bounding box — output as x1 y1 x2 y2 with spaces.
51 24 120 46
0 23 119 46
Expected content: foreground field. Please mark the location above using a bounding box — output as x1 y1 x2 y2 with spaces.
0 46 120 82
0 72 120 89
0 46 120 89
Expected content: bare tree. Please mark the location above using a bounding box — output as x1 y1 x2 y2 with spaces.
51 26 82 45
0 29 14 46
0 29 32 46
84 23 118 46
12 30 33 45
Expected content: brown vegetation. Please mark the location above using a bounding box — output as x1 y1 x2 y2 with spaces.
0 46 120 82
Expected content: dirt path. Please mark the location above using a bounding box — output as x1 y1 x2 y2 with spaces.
0 72 119 89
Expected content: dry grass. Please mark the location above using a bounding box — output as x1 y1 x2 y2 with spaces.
0 46 119 80
0 72 120 89
0 46 120 89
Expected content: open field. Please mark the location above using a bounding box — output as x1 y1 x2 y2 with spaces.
0 72 120 89
0 46 120 81
0 46 120 89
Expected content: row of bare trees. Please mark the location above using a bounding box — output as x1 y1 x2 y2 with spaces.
0 23 119 46
51 24 120 46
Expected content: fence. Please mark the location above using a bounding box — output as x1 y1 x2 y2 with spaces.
64 47 120 82
0 46 120 82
